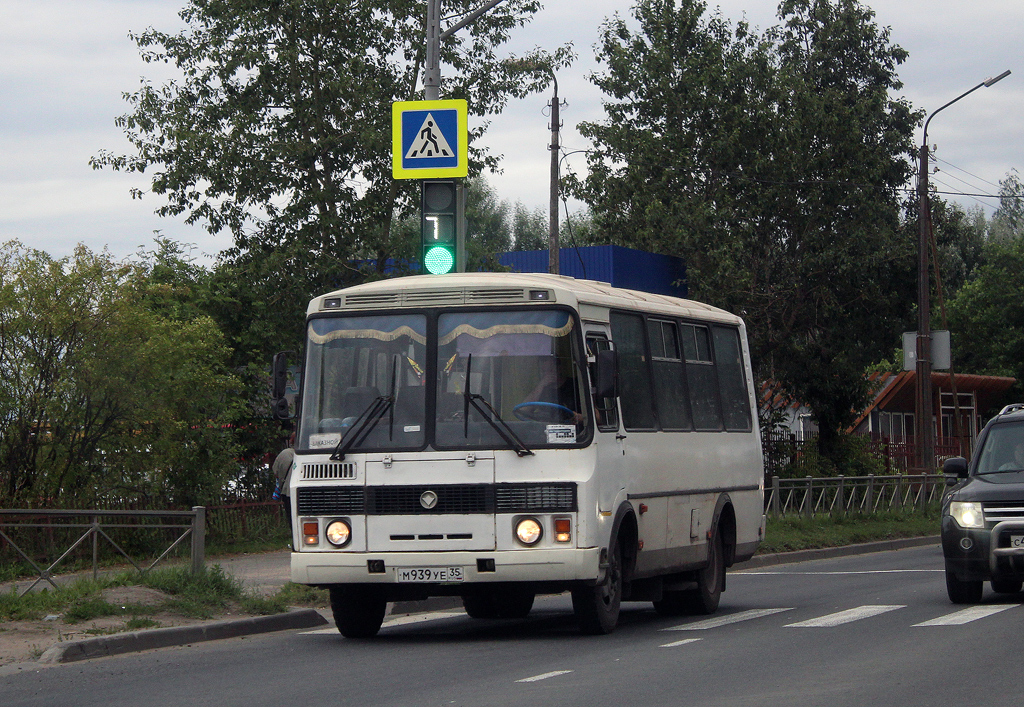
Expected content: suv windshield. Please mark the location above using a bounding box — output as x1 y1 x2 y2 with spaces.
299 314 427 452
976 421 1024 474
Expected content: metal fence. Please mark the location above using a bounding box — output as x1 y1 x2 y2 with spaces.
765 474 946 518
0 507 206 597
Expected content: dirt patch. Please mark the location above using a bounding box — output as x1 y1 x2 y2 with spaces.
0 586 257 667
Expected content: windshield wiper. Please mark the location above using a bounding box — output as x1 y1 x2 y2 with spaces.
330 357 398 461
463 354 533 457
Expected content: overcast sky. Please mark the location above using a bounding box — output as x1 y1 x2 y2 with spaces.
2 0 1021 263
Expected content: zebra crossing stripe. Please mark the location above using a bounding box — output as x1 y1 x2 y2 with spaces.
660 638 704 648
663 607 794 631
913 604 1019 626
786 605 905 627
517 670 573 683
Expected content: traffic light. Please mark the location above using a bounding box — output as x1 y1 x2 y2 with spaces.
421 180 458 275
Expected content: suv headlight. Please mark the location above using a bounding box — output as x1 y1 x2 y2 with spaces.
949 501 984 529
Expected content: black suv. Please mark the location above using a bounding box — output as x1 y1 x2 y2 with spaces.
942 403 1024 603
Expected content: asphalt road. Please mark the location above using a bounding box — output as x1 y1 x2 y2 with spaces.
3 543 1021 707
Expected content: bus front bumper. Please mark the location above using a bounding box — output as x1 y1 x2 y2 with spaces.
292 547 602 586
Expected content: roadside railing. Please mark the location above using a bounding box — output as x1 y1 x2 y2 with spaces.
0 507 206 597
765 474 946 518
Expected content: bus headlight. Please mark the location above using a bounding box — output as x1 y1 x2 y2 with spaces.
949 502 984 529
515 517 543 546
326 519 352 547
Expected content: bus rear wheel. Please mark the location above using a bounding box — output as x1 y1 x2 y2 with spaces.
329 585 387 638
683 530 725 615
572 539 622 634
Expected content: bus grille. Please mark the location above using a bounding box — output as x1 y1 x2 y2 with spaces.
296 483 577 516
495 483 577 512
301 462 356 480
369 485 491 514
297 487 366 515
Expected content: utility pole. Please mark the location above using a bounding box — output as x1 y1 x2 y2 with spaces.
423 0 507 101
915 140 934 474
915 69 1010 474
548 74 560 275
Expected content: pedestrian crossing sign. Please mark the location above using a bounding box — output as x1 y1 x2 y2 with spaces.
392 99 468 179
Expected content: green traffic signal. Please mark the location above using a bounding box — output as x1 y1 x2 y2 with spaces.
423 244 456 275
421 180 458 275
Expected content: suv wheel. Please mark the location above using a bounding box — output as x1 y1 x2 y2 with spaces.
946 569 984 604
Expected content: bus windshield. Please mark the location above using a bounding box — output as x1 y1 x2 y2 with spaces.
299 314 427 453
297 308 590 453
436 309 589 449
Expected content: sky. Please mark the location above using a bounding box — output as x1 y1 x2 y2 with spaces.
1 0 1022 264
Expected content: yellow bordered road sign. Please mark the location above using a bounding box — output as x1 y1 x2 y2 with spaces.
392 99 468 179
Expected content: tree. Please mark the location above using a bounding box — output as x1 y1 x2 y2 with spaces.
91 0 571 273
948 233 1024 404
511 202 547 250
575 0 919 460
0 242 239 507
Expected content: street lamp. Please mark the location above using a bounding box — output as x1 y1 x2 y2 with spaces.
915 69 1010 472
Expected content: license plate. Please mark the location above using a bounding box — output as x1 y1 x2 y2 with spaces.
396 566 464 583
1011 536 1024 549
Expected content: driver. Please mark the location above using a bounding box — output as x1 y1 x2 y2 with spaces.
524 358 584 424
998 440 1024 471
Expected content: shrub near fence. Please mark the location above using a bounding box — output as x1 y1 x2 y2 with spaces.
765 473 946 518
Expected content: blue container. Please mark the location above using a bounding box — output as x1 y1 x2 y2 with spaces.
499 245 687 298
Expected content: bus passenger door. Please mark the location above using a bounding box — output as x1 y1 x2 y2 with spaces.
586 332 626 514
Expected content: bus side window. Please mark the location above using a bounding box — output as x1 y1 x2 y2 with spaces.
586 335 619 431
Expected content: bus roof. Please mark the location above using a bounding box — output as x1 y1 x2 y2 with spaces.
309 272 742 325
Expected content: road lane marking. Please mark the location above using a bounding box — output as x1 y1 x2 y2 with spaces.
381 611 465 628
299 611 465 634
785 605 905 627
739 570 943 575
914 604 1019 626
517 670 573 683
660 638 704 648
662 607 794 631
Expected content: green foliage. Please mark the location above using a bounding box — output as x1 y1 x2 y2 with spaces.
948 230 1024 407
92 0 572 271
0 241 241 507
760 510 938 554
574 0 920 460
274 582 329 607
777 433 887 479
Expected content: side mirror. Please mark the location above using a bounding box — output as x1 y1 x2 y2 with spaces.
271 351 296 420
943 456 968 485
595 349 618 399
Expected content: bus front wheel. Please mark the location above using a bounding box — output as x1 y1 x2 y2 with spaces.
329 585 387 638
572 539 622 634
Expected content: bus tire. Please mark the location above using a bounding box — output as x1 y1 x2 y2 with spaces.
329 585 387 638
572 538 622 634
682 530 725 615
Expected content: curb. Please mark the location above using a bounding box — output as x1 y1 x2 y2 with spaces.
38 608 328 665
734 535 941 570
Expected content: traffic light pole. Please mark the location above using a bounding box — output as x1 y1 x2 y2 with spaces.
421 1 508 273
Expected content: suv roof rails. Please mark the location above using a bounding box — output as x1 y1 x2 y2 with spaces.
997 403 1024 416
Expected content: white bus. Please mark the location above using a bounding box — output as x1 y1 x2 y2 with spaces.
280 272 765 636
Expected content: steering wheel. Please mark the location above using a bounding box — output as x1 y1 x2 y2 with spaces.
513 401 576 422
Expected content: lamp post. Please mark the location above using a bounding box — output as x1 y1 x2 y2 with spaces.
915 70 1010 472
